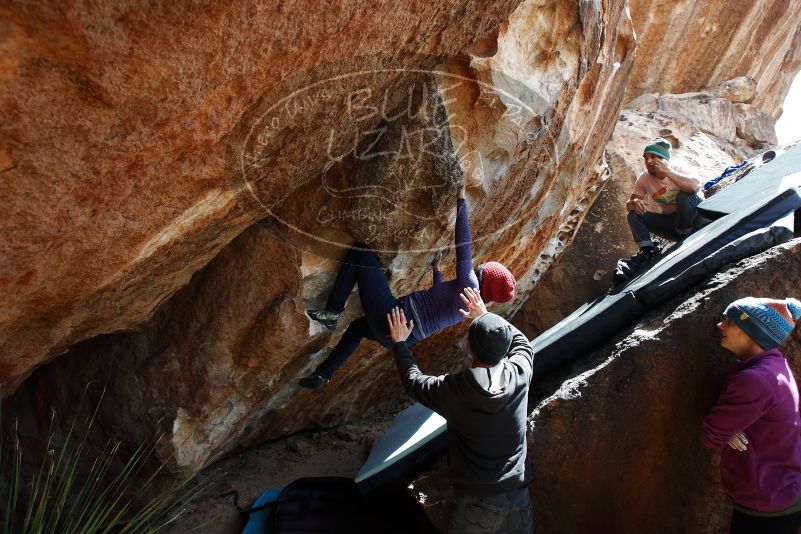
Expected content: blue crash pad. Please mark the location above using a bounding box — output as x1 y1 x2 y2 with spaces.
242 488 282 534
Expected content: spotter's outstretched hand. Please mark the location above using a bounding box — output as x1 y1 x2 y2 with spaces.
459 286 488 320
387 307 414 343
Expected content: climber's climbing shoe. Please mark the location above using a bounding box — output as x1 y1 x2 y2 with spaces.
299 372 329 390
307 309 340 331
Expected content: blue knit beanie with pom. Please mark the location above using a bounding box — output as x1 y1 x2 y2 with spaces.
724 297 801 350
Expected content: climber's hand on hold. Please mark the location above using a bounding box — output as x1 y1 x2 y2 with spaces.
387 307 414 343
432 247 449 271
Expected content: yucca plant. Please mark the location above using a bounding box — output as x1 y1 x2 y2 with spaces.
0 386 213 534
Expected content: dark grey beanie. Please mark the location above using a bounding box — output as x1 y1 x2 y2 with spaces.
468 313 513 366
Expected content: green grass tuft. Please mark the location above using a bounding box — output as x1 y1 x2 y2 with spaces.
0 385 216 534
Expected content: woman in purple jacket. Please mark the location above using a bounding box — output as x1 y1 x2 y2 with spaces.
702 296 801 533
298 188 517 390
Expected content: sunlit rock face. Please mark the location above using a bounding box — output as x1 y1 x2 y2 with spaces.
0 0 522 394
5 0 635 472
626 0 801 119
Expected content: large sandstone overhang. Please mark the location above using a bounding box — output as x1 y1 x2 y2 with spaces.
625 0 801 119
3 0 801 494
2 0 636 473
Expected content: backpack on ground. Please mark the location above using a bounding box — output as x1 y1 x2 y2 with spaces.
240 476 440 534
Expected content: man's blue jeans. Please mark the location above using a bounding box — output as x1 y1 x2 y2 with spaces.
627 191 704 248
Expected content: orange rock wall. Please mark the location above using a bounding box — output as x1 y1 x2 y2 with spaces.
5 0 801 485
0 0 521 392
4 0 636 472
626 0 801 118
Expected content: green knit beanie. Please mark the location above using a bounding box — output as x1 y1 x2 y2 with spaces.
643 138 671 160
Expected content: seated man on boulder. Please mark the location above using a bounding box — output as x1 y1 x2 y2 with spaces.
624 137 706 262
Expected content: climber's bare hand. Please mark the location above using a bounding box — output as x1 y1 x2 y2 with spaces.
387 307 414 343
727 432 748 452
459 287 488 319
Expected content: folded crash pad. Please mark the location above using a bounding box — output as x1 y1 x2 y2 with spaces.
355 403 446 493
635 221 794 307
529 291 646 379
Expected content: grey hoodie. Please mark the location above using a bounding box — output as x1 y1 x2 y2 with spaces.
392 327 534 496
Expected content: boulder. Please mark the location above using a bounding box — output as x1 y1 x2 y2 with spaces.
657 93 737 143
623 92 659 113
5 0 637 473
528 239 801 533
733 103 779 148
0 0 522 394
626 0 801 118
0 0 635 396
714 76 758 104
622 76 778 150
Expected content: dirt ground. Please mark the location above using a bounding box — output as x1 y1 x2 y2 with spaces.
167 415 396 533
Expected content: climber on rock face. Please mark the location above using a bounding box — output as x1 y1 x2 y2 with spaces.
702 297 801 534
298 186 517 390
624 137 706 260
386 290 534 534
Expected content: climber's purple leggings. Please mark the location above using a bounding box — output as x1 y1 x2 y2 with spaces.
324 247 398 319
316 247 417 379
